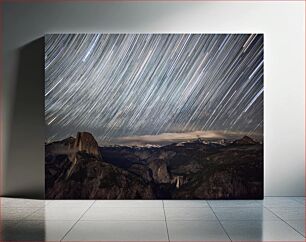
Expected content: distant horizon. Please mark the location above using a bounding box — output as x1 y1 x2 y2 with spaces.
46 129 263 147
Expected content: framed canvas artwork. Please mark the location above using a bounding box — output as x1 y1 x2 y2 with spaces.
45 34 263 199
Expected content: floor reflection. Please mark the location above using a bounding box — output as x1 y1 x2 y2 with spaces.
0 197 304 241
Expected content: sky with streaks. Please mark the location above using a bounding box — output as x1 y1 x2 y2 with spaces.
45 34 263 145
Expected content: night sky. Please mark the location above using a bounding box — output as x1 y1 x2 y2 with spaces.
45 34 263 145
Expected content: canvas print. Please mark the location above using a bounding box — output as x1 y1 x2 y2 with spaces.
45 34 263 199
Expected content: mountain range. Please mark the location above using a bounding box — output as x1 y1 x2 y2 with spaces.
45 132 263 199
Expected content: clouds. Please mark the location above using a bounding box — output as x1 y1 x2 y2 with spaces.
113 130 261 146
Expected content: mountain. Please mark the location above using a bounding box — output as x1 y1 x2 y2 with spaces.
46 132 263 199
46 132 101 161
74 132 101 159
46 152 154 199
233 135 259 145
45 132 154 199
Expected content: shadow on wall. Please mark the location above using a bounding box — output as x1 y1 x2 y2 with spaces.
4 38 45 199
2 218 46 240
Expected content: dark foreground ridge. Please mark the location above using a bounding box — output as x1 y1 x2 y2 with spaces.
45 132 263 199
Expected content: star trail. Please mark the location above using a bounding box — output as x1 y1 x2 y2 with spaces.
45 34 263 145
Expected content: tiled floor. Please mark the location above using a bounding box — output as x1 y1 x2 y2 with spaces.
0 197 305 241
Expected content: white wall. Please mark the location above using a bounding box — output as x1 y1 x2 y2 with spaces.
2 1 305 197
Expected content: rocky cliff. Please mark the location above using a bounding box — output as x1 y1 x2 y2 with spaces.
46 132 101 162
46 133 155 199
46 133 263 199
46 152 154 199
73 132 101 158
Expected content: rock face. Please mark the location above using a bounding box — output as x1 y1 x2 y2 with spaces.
73 132 101 159
46 132 154 199
46 152 154 199
45 137 75 156
46 132 101 162
46 132 263 199
148 160 171 184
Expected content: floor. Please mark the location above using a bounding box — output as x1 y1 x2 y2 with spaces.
0 197 305 241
